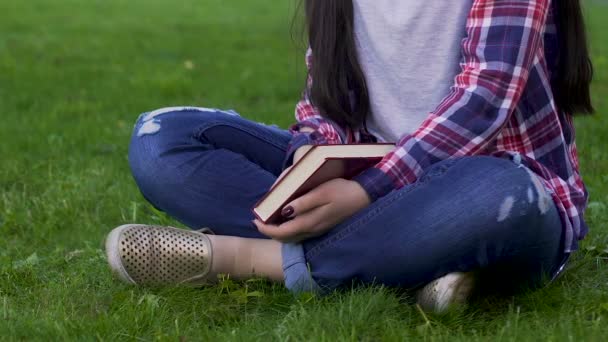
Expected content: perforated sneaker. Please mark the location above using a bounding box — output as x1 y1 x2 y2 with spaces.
105 224 214 286
416 272 476 313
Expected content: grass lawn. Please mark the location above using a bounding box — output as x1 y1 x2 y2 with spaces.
1 0 608 340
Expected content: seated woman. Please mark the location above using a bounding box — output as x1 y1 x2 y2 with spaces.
104 0 593 313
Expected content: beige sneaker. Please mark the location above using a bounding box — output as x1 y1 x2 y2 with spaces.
105 224 214 286
416 272 476 313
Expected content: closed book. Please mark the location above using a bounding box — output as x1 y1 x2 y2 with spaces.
252 143 395 224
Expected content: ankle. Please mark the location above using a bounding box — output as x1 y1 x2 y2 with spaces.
207 235 283 282
249 238 283 281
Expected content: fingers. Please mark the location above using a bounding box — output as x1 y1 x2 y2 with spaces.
282 184 330 218
278 209 325 237
254 205 332 243
254 217 315 243
253 219 283 241
255 179 346 242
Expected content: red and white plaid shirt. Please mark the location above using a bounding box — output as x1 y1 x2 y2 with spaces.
284 0 589 253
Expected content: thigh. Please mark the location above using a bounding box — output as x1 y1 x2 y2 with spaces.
128 106 292 238
302 155 564 291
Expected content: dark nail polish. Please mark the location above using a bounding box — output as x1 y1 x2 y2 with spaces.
282 206 294 218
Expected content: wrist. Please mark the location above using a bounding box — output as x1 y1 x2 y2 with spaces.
349 179 372 207
351 167 395 203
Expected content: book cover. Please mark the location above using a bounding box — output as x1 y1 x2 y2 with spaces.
252 143 394 224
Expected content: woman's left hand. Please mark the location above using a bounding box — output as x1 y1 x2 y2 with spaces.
253 178 371 243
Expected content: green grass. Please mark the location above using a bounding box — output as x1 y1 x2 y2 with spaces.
1 0 607 340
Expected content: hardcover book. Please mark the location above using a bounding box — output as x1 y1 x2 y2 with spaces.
252 143 395 224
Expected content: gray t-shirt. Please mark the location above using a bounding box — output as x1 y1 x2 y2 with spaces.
353 0 473 142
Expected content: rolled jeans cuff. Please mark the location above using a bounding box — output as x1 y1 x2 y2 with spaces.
282 242 322 294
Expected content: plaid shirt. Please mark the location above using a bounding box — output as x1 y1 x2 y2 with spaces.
284 0 589 253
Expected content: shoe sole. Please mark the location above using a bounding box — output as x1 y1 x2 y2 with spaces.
105 224 139 285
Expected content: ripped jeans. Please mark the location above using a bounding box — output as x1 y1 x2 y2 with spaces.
128 107 567 294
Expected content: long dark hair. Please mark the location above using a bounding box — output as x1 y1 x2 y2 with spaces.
303 0 593 130
304 0 369 128
554 0 594 114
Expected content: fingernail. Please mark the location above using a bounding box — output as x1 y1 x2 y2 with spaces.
281 206 294 218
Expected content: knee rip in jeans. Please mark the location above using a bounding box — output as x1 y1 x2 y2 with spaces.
134 106 238 137
497 153 553 222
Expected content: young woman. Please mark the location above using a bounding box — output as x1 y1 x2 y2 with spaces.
105 0 593 312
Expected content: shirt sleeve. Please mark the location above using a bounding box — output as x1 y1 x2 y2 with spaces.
283 48 346 169
352 0 550 201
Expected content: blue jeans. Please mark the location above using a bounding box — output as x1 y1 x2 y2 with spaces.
128 107 567 294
